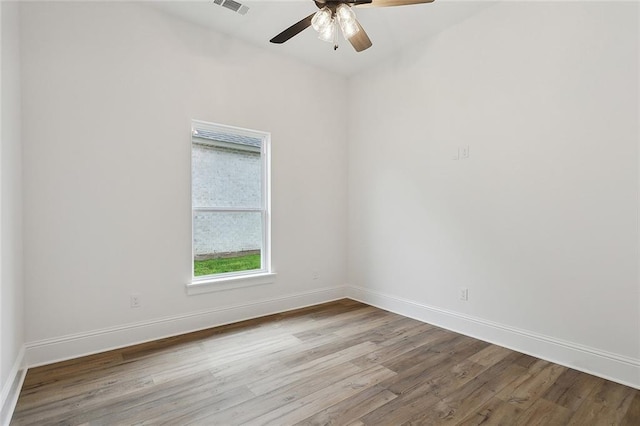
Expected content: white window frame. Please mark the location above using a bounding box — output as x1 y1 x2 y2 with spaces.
187 120 275 295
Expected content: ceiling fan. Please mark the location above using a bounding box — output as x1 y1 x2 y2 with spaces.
270 0 435 52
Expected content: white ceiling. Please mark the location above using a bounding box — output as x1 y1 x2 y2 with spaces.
151 0 497 76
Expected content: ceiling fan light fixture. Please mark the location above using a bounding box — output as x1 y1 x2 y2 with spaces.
311 7 332 32
336 4 360 39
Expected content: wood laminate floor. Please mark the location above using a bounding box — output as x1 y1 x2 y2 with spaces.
11 299 640 425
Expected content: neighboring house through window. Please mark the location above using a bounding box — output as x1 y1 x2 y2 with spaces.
191 120 271 287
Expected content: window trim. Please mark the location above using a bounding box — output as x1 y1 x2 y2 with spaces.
188 120 273 293
187 272 277 295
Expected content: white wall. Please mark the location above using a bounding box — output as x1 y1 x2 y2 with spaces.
20 1 348 363
1 0 25 421
348 1 640 386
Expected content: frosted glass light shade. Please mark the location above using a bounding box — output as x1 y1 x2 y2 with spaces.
318 18 336 43
336 4 355 22
339 19 359 39
311 7 332 32
336 4 360 39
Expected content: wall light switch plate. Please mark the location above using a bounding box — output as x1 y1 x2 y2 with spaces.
459 288 469 301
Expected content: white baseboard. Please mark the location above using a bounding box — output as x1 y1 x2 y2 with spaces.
21 284 640 394
1 346 26 426
25 286 346 368
346 285 640 390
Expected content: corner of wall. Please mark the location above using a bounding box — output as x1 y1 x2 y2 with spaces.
0 346 26 426
0 1 26 423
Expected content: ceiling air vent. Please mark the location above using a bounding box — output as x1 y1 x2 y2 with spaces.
213 0 249 15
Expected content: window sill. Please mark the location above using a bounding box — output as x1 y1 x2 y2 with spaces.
186 272 276 295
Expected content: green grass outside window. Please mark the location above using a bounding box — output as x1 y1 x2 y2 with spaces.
194 253 261 277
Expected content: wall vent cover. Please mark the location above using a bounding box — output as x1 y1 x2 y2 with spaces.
213 0 249 15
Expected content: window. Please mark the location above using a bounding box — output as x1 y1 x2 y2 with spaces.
190 120 272 291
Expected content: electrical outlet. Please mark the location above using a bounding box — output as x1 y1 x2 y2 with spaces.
130 294 141 308
459 288 469 301
461 145 470 159
312 271 320 280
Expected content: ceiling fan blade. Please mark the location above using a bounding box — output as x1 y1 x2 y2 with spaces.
270 13 315 44
356 0 434 8
348 20 372 52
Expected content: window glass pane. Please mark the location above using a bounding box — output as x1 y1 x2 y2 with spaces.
193 211 262 276
192 142 262 209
